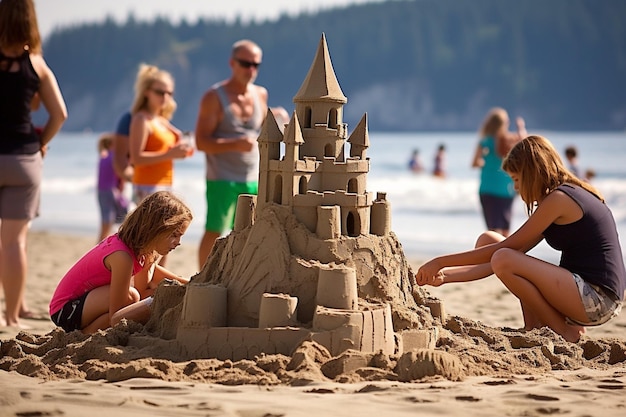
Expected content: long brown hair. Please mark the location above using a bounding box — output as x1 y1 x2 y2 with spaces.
117 191 192 263
0 0 42 54
502 135 603 216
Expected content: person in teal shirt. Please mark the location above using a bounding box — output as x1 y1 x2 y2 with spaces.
471 108 526 236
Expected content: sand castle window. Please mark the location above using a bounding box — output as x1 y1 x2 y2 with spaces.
273 175 283 204
347 178 357 193
346 211 360 237
329 108 338 129
304 107 312 128
324 143 333 157
299 176 308 194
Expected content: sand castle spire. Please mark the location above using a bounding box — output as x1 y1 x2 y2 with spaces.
257 110 283 145
283 111 304 146
348 112 369 160
283 112 303 164
293 33 347 104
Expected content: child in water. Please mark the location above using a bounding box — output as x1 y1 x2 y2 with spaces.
49 191 193 333
415 135 625 343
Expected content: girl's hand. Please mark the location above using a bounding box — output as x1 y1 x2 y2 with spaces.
415 259 445 287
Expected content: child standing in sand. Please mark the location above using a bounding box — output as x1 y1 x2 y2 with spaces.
49 191 193 334
96 133 129 243
415 135 625 343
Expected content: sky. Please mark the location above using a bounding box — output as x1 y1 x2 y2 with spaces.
35 0 384 40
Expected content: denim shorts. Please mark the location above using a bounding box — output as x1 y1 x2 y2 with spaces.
567 273 622 326
98 189 128 224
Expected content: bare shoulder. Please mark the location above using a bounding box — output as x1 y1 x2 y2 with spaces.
255 84 269 102
544 188 583 224
200 87 220 106
29 54 50 78
539 188 579 214
103 249 133 271
131 111 149 123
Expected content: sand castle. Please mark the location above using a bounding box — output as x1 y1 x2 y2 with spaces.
148 34 443 361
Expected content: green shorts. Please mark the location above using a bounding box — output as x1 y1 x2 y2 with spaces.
204 180 258 233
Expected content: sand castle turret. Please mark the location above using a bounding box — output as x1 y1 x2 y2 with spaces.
247 33 388 238
171 34 442 362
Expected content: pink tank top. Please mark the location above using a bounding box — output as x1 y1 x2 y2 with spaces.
49 234 143 315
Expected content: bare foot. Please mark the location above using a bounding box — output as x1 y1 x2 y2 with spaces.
562 323 585 343
4 320 32 330
19 310 48 320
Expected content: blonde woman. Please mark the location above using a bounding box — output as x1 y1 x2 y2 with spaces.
417 135 625 343
471 107 526 236
128 64 192 204
0 0 67 327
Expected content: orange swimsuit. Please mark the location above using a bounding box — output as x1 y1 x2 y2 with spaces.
132 118 178 186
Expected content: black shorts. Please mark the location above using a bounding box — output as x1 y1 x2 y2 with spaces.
479 193 514 231
50 292 88 332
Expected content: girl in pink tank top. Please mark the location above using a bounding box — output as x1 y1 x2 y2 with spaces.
49 191 193 333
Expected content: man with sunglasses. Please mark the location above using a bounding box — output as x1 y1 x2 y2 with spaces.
194 39 269 269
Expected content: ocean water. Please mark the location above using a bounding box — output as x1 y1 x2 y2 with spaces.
35 131 626 262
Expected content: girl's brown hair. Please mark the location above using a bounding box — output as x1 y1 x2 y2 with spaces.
502 135 603 216
0 0 42 54
117 191 192 263
130 64 177 119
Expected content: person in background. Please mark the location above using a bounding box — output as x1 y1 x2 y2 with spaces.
416 135 625 343
128 64 193 266
564 145 581 178
0 0 67 328
432 143 447 178
112 111 133 187
194 39 269 270
49 191 192 334
96 133 129 243
129 63 191 203
471 107 526 237
408 148 424 173
584 168 596 183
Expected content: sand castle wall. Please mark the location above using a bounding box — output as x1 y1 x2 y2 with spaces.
175 262 405 360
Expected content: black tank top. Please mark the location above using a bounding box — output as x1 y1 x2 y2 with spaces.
0 50 41 154
543 184 626 300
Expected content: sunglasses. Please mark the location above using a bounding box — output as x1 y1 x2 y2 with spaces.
234 58 261 69
150 88 174 97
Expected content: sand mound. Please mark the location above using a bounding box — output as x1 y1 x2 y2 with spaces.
3 310 625 385
2 205 625 385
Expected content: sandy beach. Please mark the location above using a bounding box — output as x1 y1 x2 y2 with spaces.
1 230 626 416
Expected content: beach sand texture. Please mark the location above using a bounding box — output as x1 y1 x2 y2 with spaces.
1 230 625 416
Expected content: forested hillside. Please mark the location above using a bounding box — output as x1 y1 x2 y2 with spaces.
37 0 626 132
